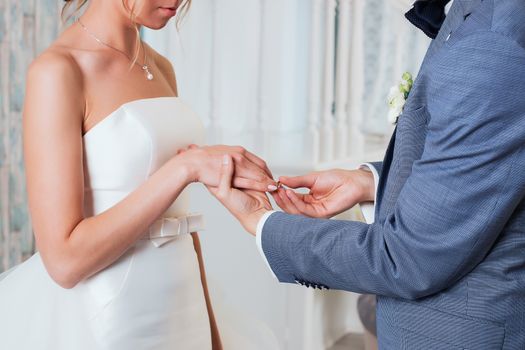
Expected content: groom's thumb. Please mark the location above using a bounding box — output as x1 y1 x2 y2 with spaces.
217 154 234 198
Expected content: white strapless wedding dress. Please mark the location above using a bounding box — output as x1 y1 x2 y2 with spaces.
0 97 278 350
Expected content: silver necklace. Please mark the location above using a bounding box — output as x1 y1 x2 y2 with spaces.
77 17 154 81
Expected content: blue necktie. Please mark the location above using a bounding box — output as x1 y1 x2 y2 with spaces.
405 0 451 39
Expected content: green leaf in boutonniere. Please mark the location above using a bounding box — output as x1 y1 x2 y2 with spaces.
387 72 413 125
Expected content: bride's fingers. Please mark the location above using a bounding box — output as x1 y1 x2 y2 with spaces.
216 155 234 200
243 151 274 178
244 189 273 210
233 177 276 192
205 184 218 196
232 156 276 188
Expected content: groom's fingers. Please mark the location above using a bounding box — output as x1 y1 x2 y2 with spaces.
286 190 318 217
273 192 299 215
270 191 286 209
277 188 301 215
279 173 317 189
217 155 234 199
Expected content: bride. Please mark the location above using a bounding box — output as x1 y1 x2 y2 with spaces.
0 0 277 349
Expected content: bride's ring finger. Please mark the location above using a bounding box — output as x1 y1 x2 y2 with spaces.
233 156 274 184
233 177 273 192
243 151 273 178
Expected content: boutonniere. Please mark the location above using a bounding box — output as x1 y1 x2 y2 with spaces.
387 72 413 124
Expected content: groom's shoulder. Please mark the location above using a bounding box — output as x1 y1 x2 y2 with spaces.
490 0 525 49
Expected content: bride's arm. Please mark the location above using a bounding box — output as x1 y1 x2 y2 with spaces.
23 52 273 289
23 52 194 289
191 233 223 350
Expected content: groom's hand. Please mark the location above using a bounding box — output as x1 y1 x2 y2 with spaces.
272 169 375 219
207 155 273 235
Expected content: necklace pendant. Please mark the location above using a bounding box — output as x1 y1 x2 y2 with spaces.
78 18 155 81
143 65 154 81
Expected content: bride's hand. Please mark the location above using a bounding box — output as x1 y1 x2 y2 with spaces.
177 144 277 192
207 155 273 235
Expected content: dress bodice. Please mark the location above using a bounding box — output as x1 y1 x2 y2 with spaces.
82 97 205 219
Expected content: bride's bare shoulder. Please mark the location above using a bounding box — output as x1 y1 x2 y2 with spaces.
24 42 85 124
26 22 91 91
27 45 83 87
25 32 86 120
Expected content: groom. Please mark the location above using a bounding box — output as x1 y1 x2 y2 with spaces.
208 0 525 348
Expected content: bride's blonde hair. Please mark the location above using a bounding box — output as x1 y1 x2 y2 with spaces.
61 0 191 67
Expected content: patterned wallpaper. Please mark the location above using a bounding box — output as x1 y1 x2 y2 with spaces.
0 0 63 272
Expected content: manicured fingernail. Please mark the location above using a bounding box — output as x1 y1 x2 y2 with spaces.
222 155 230 165
268 185 278 192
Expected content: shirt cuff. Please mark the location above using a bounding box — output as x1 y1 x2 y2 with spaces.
255 210 278 279
358 163 380 224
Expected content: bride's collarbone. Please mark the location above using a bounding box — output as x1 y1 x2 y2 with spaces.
82 91 174 134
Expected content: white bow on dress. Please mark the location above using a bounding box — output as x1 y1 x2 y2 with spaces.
147 214 205 247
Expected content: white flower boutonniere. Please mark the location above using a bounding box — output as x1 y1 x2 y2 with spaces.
387 72 413 124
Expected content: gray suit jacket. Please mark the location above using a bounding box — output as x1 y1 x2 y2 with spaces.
261 0 525 348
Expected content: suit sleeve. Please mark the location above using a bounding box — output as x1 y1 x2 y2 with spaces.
261 30 525 299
